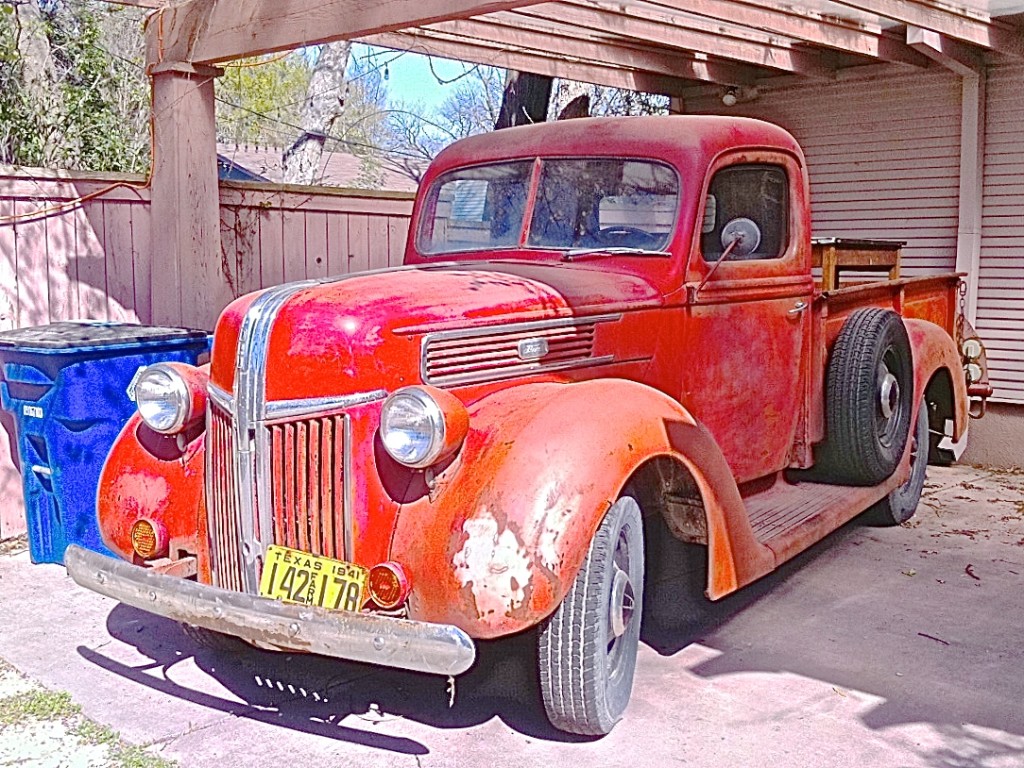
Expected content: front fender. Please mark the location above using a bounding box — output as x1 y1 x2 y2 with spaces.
97 413 206 570
391 379 773 639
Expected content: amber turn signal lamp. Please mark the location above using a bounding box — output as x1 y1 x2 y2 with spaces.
131 518 167 560
367 562 411 609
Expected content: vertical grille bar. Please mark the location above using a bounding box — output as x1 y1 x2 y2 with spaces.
307 419 322 556
206 405 246 591
320 416 335 558
296 421 309 552
267 413 348 561
333 416 347 557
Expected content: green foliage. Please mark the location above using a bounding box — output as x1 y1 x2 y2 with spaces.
0 0 149 173
216 52 311 145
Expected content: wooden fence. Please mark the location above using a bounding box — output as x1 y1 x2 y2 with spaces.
0 167 415 538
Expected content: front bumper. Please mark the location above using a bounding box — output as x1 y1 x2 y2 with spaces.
65 545 476 676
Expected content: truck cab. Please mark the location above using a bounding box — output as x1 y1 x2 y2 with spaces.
68 115 987 736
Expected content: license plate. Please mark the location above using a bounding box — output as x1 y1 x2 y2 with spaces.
259 545 368 612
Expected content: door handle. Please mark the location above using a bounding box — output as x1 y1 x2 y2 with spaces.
788 301 808 316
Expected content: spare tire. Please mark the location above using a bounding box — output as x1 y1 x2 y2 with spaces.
821 308 913 485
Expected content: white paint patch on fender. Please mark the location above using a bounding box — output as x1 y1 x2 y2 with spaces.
536 479 581 573
453 509 532 619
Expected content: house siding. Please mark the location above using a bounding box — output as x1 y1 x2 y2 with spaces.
978 63 1024 404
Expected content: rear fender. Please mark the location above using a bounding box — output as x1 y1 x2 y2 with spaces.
904 319 968 441
391 379 773 639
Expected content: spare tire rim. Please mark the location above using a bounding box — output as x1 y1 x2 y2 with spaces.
607 529 635 677
876 350 904 448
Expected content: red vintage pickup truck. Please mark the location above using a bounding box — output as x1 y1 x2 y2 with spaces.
67 115 990 735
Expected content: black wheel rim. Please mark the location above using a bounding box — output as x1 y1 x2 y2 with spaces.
606 526 636 682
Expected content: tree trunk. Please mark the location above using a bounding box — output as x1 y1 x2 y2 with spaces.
552 79 592 120
15 1 62 166
282 41 351 184
494 71 552 130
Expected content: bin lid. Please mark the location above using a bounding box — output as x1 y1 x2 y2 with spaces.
0 321 209 351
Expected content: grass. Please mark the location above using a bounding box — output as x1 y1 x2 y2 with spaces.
0 667 177 768
0 690 80 726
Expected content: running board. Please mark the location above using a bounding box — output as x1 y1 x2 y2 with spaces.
745 480 894 565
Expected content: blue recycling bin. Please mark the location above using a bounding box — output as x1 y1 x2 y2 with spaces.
0 322 210 564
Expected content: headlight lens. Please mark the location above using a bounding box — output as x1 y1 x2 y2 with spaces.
136 365 192 434
380 388 446 468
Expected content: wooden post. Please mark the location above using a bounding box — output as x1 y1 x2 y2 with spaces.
149 62 224 330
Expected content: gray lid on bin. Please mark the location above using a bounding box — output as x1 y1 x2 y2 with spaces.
0 322 209 351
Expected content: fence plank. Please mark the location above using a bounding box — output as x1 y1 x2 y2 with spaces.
327 213 349 277
105 202 138 322
233 205 262 296
13 201 50 327
0 201 25 538
75 201 110 320
45 206 79 321
282 209 307 283
305 211 329 280
387 215 408 267
348 214 371 273
0 201 19 331
131 202 152 324
259 207 285 289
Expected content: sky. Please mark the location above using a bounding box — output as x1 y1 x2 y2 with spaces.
352 43 498 112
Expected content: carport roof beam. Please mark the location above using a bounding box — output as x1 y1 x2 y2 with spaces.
828 0 1024 56
366 29 758 90
145 0 551 66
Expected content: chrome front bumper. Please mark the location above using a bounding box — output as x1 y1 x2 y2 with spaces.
65 545 476 676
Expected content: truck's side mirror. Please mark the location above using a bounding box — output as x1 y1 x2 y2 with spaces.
694 217 763 297
720 217 761 259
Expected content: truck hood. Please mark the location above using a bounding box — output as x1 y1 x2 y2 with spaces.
210 261 661 400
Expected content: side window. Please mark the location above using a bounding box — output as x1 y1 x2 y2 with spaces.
701 164 789 261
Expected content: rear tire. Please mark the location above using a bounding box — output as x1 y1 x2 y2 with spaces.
538 495 645 736
821 308 913 485
867 398 929 526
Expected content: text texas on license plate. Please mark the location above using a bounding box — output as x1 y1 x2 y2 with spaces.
259 544 368 611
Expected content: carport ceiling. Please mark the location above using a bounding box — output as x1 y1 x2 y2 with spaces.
132 0 1024 91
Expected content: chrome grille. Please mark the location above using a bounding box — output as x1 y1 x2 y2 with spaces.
268 414 348 559
423 321 600 386
206 404 246 591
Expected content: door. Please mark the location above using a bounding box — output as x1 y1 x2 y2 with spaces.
678 155 814 484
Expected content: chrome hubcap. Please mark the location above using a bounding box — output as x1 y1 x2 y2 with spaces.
609 568 632 638
879 369 899 420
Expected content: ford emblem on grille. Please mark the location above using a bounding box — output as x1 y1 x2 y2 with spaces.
517 337 550 360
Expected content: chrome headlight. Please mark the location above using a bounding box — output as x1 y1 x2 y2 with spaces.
380 386 468 469
135 364 192 434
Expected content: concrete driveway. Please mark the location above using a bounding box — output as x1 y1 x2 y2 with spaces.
1 464 1022 767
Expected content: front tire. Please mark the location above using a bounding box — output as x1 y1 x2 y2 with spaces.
538 495 645 736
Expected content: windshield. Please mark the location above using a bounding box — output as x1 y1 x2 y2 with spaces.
417 158 679 255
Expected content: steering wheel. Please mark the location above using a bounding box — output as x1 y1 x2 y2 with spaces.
594 226 661 249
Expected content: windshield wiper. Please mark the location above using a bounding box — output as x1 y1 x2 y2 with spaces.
561 247 672 262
